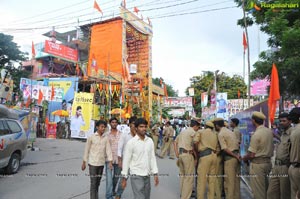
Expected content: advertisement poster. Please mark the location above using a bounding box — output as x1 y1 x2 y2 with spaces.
20 78 44 100
201 92 208 108
46 122 57 139
216 92 228 120
70 92 94 139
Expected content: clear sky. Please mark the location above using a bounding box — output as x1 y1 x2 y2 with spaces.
0 0 269 96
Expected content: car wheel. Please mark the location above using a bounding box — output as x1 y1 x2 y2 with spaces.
5 153 21 174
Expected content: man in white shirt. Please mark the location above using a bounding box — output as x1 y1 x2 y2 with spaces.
115 116 137 199
70 106 85 138
121 118 159 199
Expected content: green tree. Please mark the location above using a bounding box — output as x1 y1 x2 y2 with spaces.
0 33 29 94
152 77 178 97
234 0 300 99
187 71 247 116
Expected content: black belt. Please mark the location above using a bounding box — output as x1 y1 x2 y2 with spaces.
179 148 193 155
198 148 215 158
224 150 239 161
291 162 300 167
275 159 290 166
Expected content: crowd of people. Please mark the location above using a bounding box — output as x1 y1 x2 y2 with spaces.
81 107 300 199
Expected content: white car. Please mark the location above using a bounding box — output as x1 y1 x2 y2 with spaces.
0 105 28 174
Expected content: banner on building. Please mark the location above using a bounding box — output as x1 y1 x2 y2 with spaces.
201 92 208 108
44 40 78 63
188 88 194 96
250 78 270 96
216 92 228 120
70 92 94 139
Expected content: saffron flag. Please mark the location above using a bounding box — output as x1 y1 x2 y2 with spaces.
268 63 280 124
32 41 36 58
25 96 31 108
243 32 248 53
164 83 168 98
93 0 103 15
51 85 55 101
238 89 241 99
134 7 140 14
38 89 43 104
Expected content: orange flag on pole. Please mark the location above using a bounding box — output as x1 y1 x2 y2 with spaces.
243 32 247 53
268 63 280 124
164 83 168 98
238 89 241 99
93 0 103 15
32 41 36 58
38 89 43 104
134 7 140 14
51 85 55 101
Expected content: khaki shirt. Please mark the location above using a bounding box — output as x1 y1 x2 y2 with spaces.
290 123 300 163
194 128 218 152
163 126 173 137
248 125 274 158
276 127 292 161
151 126 160 136
175 127 195 151
218 127 239 151
233 127 242 145
83 133 112 166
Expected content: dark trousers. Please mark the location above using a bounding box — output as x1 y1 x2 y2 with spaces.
89 165 104 199
130 175 151 199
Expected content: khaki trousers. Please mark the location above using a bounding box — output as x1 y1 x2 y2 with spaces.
224 157 240 199
152 135 158 154
250 162 272 199
214 155 224 199
267 165 290 199
169 140 175 158
178 153 195 199
288 165 300 199
197 153 217 199
160 138 172 158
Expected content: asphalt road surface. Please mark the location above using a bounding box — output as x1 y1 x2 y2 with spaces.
0 138 253 199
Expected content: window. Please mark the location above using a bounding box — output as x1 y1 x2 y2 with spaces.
0 120 10 135
6 120 22 134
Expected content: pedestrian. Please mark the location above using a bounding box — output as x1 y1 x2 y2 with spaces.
151 122 160 154
267 112 292 199
158 121 174 158
214 118 241 199
121 118 159 199
242 111 273 199
193 121 218 199
105 117 122 199
174 119 200 199
288 108 300 199
81 120 113 199
115 116 137 199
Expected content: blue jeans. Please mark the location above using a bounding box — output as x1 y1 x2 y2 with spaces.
105 162 121 199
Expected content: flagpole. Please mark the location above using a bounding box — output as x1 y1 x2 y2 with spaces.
243 46 245 110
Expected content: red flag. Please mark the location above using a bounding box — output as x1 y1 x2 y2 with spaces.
134 7 140 14
243 32 248 53
32 41 36 58
238 89 241 99
164 83 168 98
51 85 55 101
38 89 43 104
268 63 280 124
25 96 31 108
93 0 103 15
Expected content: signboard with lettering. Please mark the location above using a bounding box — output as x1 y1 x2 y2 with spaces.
44 40 78 63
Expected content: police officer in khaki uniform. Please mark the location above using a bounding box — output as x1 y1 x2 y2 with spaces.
193 121 218 199
230 118 242 146
151 122 160 154
174 119 200 199
288 108 300 199
215 118 240 199
242 111 274 199
267 113 292 199
214 120 224 199
159 121 174 158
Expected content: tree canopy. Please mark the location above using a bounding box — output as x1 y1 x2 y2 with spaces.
152 77 178 97
235 0 300 98
187 71 247 116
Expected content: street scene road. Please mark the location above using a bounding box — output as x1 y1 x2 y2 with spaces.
0 138 253 199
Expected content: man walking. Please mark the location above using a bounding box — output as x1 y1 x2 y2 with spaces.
174 119 200 199
242 111 273 199
105 117 122 199
159 121 174 158
121 118 159 199
82 120 113 199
